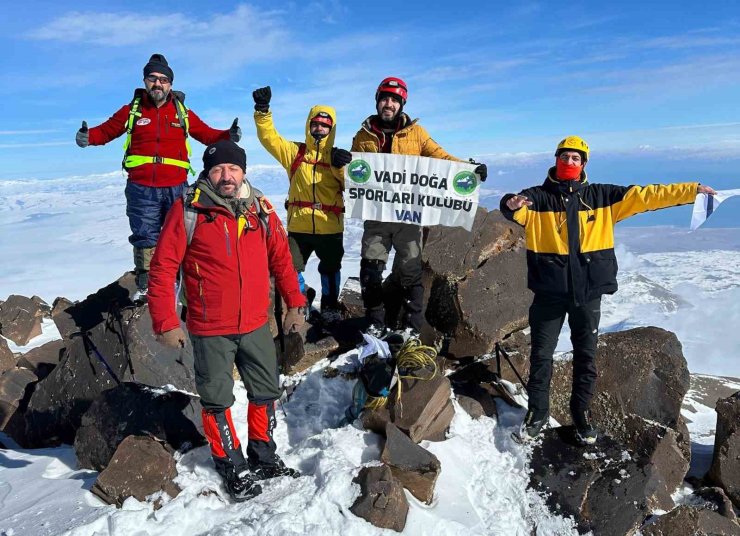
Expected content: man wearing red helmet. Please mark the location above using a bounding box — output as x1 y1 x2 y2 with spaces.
351 77 488 335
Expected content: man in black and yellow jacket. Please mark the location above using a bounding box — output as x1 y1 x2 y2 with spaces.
500 136 716 445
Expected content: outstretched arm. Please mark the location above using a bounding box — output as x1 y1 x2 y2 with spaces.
500 191 534 226
187 109 230 145
254 111 299 171
87 105 129 145
610 182 702 222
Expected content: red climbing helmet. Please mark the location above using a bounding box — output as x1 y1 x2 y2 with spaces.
375 77 408 105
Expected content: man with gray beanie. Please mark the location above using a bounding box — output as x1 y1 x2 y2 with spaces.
76 54 242 302
148 140 306 502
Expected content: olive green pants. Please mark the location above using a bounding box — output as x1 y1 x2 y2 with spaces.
190 323 280 411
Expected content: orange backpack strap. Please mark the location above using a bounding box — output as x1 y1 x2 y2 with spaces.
289 143 307 180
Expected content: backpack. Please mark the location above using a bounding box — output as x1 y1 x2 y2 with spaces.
122 89 194 175
181 183 272 246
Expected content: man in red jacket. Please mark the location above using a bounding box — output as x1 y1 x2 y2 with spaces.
148 140 306 502
76 53 240 302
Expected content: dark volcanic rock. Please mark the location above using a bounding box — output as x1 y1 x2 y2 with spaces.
694 486 738 522
380 423 441 504
17 339 65 380
708 391 740 509
542 327 690 432
386 375 454 443
277 327 340 376
74 382 204 471
0 337 14 375
530 426 676 536
350 465 409 533
0 294 46 346
0 368 37 441
24 303 196 448
51 297 74 318
642 505 740 536
91 435 181 508
540 327 691 468
338 277 364 319
614 414 689 511
422 208 530 359
51 273 137 339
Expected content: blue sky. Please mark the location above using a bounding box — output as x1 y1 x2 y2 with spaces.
1 0 739 225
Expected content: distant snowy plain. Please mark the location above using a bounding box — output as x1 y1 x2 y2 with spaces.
0 170 738 535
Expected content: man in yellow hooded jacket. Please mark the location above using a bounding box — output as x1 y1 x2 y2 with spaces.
253 86 352 320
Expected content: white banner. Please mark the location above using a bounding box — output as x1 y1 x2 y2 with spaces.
690 188 740 230
344 153 481 231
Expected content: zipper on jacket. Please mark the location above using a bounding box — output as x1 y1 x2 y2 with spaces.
223 221 232 256
195 261 207 321
312 140 321 234
153 107 160 186
234 212 244 330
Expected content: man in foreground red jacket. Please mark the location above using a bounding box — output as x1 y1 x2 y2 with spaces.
76 53 240 301
148 140 305 502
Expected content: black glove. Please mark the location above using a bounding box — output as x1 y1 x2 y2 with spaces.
470 159 487 182
253 86 271 112
76 120 89 148
229 118 241 142
331 147 352 168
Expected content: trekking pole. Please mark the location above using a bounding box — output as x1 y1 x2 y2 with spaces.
110 303 137 382
495 342 526 387
71 331 122 385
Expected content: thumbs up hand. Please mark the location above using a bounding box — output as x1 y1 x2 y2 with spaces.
229 118 241 142
76 121 89 147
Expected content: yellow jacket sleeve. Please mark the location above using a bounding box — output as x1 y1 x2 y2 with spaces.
254 111 298 170
611 182 698 222
512 205 530 226
331 164 345 186
417 124 463 161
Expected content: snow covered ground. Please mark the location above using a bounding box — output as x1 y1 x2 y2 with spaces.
1 171 738 534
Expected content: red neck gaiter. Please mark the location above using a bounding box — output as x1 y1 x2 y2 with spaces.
556 160 583 181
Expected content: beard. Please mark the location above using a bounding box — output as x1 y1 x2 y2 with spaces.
216 181 239 198
147 85 170 104
378 106 400 126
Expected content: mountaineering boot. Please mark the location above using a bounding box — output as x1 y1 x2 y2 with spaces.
219 464 262 502
572 408 598 446
246 402 300 480
132 246 155 304
202 408 262 501
514 409 549 443
249 455 300 480
319 271 343 325
360 258 386 328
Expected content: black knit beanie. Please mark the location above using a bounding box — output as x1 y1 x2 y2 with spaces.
143 54 174 82
203 140 247 173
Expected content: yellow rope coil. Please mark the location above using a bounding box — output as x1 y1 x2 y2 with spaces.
362 338 439 413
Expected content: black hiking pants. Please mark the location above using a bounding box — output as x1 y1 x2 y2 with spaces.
526 294 601 418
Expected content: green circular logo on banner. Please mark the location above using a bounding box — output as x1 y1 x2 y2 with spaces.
348 159 371 184
453 171 478 195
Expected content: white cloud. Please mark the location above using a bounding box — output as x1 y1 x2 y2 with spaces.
28 12 192 46
0 129 60 135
